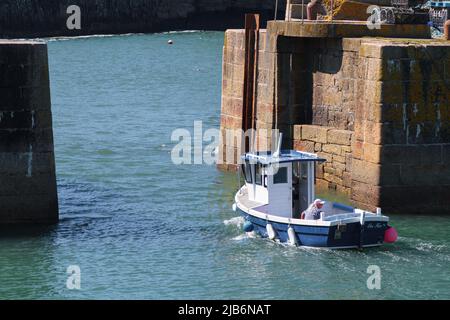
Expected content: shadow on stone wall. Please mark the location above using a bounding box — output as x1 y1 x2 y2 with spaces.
276 36 344 148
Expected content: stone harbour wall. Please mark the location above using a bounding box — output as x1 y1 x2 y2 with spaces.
294 125 353 197
352 40 450 214
0 40 58 224
219 27 450 214
0 0 286 38
219 29 275 170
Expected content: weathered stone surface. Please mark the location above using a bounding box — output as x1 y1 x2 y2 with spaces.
351 180 381 210
354 158 404 186
336 185 351 198
324 172 343 186
316 163 324 179
0 172 57 196
343 171 352 187
361 142 381 164
221 95 242 118
315 178 329 191
379 185 450 214
314 143 322 152
381 145 419 165
333 154 346 163
317 151 332 162
267 21 430 43
301 125 329 144
332 161 346 172
220 114 243 131
293 125 302 140
0 194 58 224
352 158 380 185
324 166 336 175
399 164 450 186
327 129 352 146
294 140 315 153
0 152 55 175
361 120 382 145
0 85 51 111
329 1 372 21
322 144 343 156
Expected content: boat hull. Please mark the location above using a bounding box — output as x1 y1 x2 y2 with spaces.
238 208 388 249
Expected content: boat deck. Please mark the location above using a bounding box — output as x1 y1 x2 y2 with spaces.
236 186 263 210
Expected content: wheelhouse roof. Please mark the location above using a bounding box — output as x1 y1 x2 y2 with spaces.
241 150 326 165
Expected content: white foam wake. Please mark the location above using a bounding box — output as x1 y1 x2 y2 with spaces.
223 216 244 227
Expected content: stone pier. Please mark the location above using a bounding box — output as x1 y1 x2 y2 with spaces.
219 20 450 214
0 40 58 224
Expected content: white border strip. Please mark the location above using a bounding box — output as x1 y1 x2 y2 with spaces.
235 189 389 227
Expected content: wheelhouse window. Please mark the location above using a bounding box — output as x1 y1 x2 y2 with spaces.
273 166 288 184
241 163 252 183
255 164 263 186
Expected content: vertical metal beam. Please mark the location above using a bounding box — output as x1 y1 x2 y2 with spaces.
331 0 334 22
275 0 279 21
242 14 260 153
301 0 304 23
286 0 292 21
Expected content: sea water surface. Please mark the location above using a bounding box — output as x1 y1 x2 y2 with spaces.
0 32 449 299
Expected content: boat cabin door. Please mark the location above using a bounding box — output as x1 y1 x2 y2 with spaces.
267 163 292 218
292 161 315 217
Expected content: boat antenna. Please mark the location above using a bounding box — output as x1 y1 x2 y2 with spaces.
273 132 283 158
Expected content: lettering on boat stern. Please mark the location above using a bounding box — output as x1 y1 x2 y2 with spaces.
178 304 271 318
334 223 347 240
366 222 385 229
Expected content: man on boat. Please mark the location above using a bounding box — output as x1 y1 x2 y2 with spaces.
303 199 325 220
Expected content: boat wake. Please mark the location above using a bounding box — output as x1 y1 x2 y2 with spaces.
231 234 248 241
223 216 244 228
231 231 258 241
415 241 447 253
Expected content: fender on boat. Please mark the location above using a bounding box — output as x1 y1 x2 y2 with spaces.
266 223 276 240
288 226 297 246
384 226 398 243
243 220 254 233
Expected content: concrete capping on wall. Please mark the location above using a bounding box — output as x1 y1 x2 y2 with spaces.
266 21 431 45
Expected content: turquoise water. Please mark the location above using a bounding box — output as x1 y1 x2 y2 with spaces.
0 32 449 299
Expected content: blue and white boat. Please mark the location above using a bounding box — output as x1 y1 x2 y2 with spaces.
232 139 398 249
